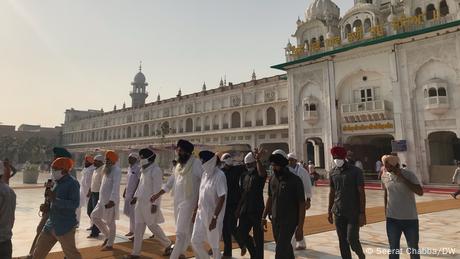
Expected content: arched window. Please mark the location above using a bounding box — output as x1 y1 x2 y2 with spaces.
256 109 263 126
305 103 310 111
266 107 276 125
222 114 229 129
185 118 193 132
103 130 107 140
280 106 288 124
440 0 449 16
204 116 210 131
161 121 170 135
319 36 325 47
310 104 317 111
352 20 363 32
245 111 252 127
415 7 423 16
428 88 437 97
426 4 436 20
143 124 149 137
213 115 219 130
345 24 352 38
364 18 372 33
231 112 241 128
438 87 447 96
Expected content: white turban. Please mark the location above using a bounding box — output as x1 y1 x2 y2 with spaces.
244 152 256 164
272 149 287 158
221 153 233 166
287 152 297 160
94 155 104 162
128 153 140 160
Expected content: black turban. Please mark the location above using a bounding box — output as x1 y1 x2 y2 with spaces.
139 148 156 161
53 147 72 158
199 150 215 163
176 139 194 154
269 153 289 167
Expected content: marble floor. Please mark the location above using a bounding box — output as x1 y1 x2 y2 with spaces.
9 172 460 258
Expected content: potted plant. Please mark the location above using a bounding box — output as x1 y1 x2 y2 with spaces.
23 161 40 184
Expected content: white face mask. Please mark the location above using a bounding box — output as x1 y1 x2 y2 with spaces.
51 169 63 181
140 155 153 166
333 159 345 168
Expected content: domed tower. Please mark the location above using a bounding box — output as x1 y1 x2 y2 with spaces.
130 62 148 108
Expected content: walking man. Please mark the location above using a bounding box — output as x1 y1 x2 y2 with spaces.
32 157 81 259
287 152 312 250
0 162 16 259
86 155 104 238
451 161 460 199
91 150 122 251
262 152 305 259
191 151 227 259
381 155 423 259
328 146 366 259
237 150 267 259
123 153 141 237
125 148 172 258
77 155 95 226
220 153 245 258
150 139 203 259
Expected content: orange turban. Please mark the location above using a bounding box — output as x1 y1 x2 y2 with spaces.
105 150 118 163
84 155 94 164
51 157 74 171
381 155 400 166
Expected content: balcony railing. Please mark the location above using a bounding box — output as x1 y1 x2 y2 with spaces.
341 100 392 123
303 110 319 125
425 96 449 115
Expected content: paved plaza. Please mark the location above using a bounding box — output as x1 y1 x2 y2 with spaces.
8 171 460 258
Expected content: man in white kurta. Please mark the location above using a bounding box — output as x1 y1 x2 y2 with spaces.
191 151 227 259
125 148 172 259
90 150 121 250
287 152 312 250
123 153 140 236
77 155 95 226
151 139 202 259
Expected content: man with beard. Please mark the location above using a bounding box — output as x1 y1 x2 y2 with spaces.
86 155 104 238
125 148 172 259
77 155 95 227
91 150 122 251
236 149 267 259
262 152 305 259
328 146 366 259
191 151 227 259
150 139 203 259
123 153 141 237
32 157 81 259
219 153 245 258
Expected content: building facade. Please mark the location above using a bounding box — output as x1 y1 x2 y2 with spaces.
273 0 460 184
63 73 289 167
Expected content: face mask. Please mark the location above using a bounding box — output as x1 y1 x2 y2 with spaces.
333 159 345 167
140 155 153 167
51 169 63 181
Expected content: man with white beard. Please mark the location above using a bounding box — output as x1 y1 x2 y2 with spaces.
76 155 95 227
123 153 141 237
90 150 122 251
287 152 312 250
150 139 203 259
191 151 227 259
124 148 172 259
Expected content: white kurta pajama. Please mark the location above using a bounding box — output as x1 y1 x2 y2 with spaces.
162 157 203 259
91 165 121 247
123 163 140 233
77 165 95 224
191 157 227 259
289 163 313 249
131 163 171 256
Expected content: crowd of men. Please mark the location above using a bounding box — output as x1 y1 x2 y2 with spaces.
0 139 429 259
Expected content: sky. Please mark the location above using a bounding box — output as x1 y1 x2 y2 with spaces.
0 0 354 128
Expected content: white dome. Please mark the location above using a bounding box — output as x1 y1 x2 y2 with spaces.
306 0 340 22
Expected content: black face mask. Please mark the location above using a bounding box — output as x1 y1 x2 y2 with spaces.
178 153 191 164
273 167 284 178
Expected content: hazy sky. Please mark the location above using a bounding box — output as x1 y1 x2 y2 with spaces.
0 0 353 127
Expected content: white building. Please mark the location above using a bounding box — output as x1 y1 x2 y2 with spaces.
273 0 460 183
62 69 289 168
